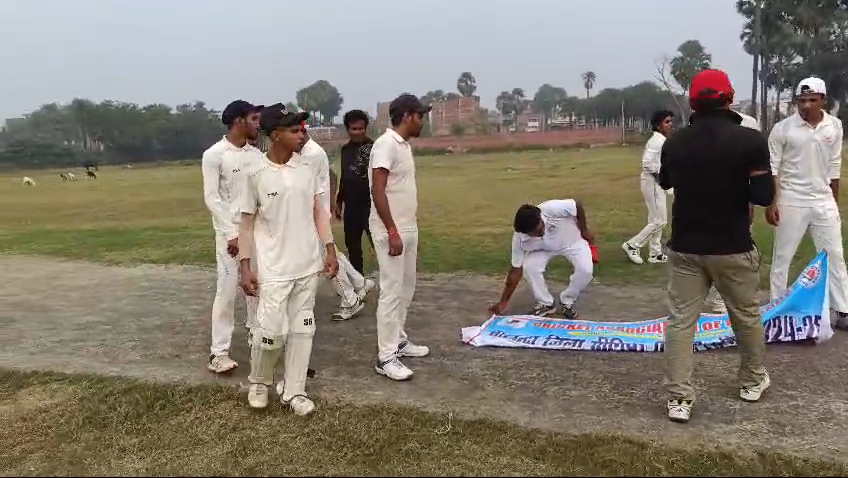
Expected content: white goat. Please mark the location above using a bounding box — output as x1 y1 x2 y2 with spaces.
22 176 35 186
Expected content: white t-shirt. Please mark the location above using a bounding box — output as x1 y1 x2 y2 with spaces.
239 152 324 283
299 138 332 213
511 199 582 267
641 131 666 175
769 112 844 206
368 128 418 233
201 137 261 239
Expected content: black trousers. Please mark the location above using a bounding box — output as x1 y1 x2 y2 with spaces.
343 206 372 275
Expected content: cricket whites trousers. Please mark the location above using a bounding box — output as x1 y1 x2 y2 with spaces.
210 234 258 357
522 239 594 307
374 230 418 361
626 173 668 257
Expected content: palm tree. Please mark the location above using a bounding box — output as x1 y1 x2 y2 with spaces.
456 72 477 97
581 71 596 98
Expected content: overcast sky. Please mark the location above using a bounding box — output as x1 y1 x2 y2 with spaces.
0 0 751 120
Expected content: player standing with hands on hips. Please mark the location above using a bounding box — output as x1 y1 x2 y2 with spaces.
370 94 431 381
237 104 339 415
766 77 848 330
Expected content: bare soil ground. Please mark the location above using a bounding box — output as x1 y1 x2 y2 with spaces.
2 255 846 462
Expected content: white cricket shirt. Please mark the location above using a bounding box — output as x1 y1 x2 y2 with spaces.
368 128 418 234
239 152 324 283
201 136 261 239
299 138 332 213
769 112 844 206
511 199 582 268
641 131 666 175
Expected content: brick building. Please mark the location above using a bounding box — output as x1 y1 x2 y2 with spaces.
430 96 480 136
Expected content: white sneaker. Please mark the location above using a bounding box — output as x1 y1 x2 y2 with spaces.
647 254 668 264
375 356 413 381
208 354 238 373
667 399 693 423
397 340 430 358
740 371 770 402
356 278 376 301
622 242 644 264
248 384 269 409
332 298 365 321
285 395 316 416
275 380 285 397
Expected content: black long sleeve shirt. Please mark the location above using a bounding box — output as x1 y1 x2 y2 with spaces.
658 109 772 255
337 138 374 212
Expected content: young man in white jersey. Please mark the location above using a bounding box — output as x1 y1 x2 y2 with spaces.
201 100 263 373
237 104 339 415
704 109 762 314
623 110 674 265
489 200 595 319
299 129 376 320
370 94 431 381
767 77 848 330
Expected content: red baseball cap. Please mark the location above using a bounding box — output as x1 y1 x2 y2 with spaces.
689 69 734 101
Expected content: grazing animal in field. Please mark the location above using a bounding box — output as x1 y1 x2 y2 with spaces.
22 176 35 186
60 173 68 181
124 164 133 169
66 172 77 181
86 170 97 180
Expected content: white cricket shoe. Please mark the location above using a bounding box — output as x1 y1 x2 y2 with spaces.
332 298 365 321
276 380 285 397
285 395 316 416
208 354 238 373
647 253 668 264
622 242 644 264
667 399 693 423
375 356 413 381
356 278 377 301
397 340 430 358
248 384 269 409
740 371 770 402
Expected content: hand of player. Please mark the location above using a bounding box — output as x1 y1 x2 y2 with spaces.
765 205 780 226
581 228 595 244
488 301 508 316
388 231 404 256
334 202 343 220
240 268 259 297
323 247 339 278
227 238 239 257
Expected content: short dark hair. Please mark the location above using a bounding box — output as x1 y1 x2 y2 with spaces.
690 96 732 113
650 110 674 131
513 204 542 234
343 109 369 129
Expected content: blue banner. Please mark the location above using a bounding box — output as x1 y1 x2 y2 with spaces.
461 251 834 352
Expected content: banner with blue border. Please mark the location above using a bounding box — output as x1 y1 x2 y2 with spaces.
461 252 834 352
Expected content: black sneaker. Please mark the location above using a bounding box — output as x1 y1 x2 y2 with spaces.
530 303 557 317
560 304 579 319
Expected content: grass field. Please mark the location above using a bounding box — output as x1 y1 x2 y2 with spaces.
0 146 833 285
2 370 846 477
2 146 847 476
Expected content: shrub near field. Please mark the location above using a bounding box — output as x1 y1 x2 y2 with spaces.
0 146 833 286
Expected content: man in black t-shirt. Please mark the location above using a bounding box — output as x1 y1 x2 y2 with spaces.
336 109 375 274
657 69 775 424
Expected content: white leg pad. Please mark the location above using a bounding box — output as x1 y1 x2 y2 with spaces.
248 328 284 386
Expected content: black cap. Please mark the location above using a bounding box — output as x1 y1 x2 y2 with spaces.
389 93 432 120
221 100 263 126
259 103 310 135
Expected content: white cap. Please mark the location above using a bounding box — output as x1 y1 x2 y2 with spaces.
796 77 827 96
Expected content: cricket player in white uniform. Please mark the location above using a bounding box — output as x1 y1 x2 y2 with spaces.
623 110 674 265
370 94 431 381
299 132 376 320
704 110 762 314
767 77 848 330
490 199 595 319
238 104 339 415
201 100 263 374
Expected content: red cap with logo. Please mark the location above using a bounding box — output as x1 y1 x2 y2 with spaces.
689 69 734 101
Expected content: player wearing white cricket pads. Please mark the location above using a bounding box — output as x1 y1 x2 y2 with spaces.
299 133 376 320
238 104 339 415
490 199 595 319
201 100 263 374
766 77 848 330
623 110 674 265
369 94 431 381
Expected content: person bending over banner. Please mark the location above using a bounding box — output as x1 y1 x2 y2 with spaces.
238 104 339 415
489 199 595 319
